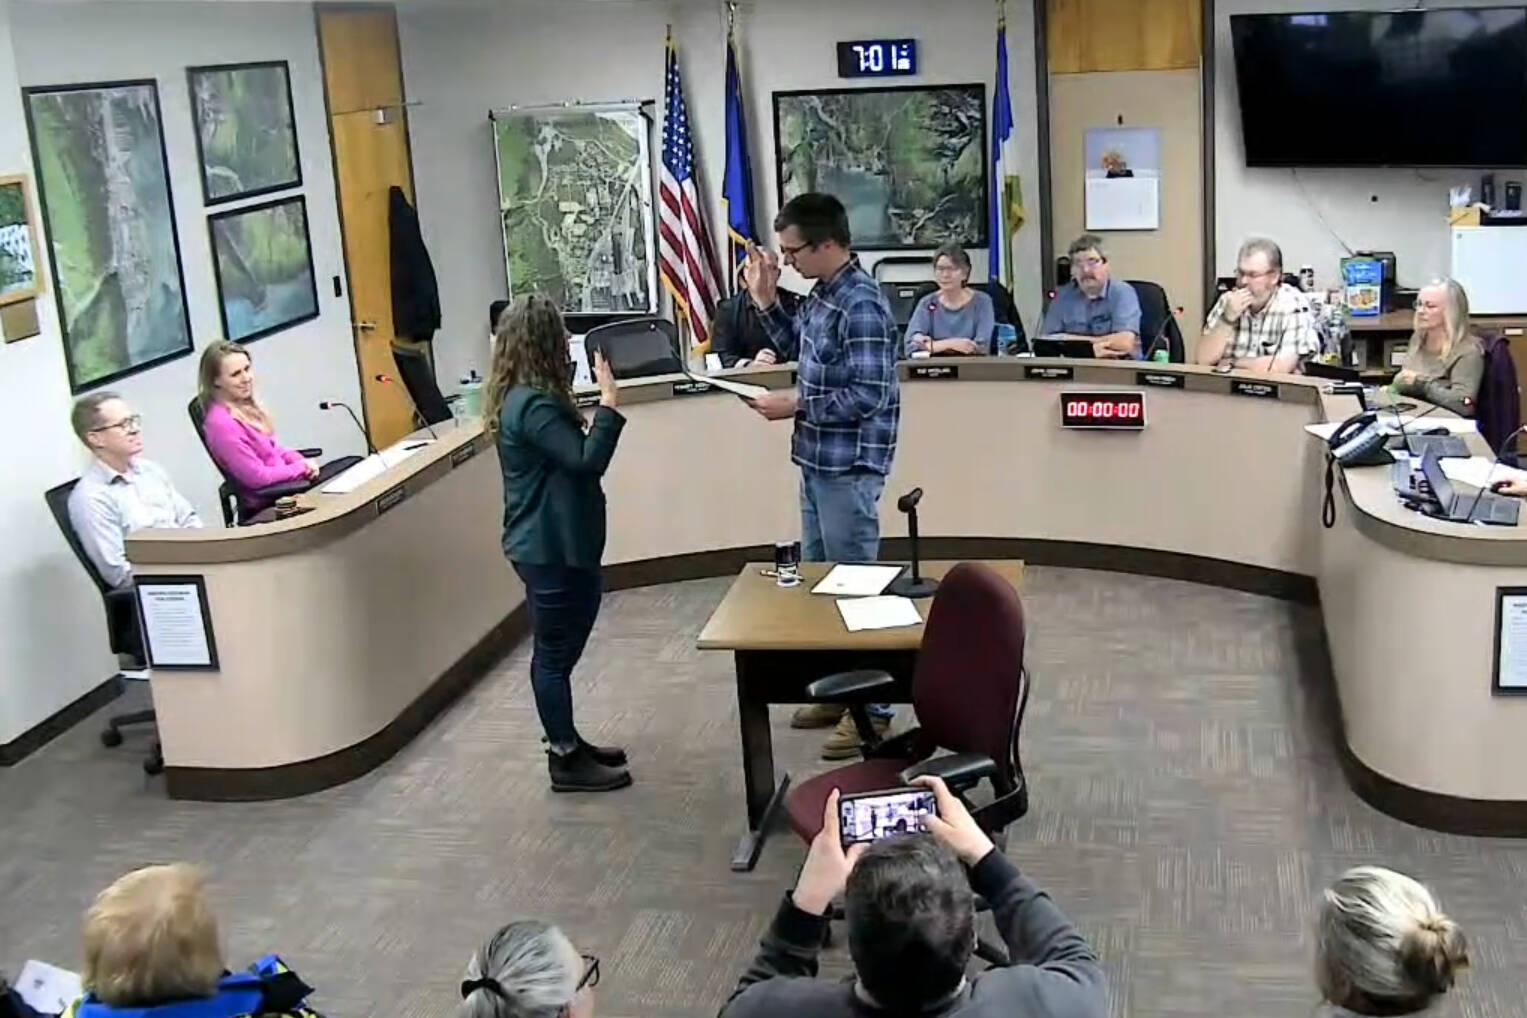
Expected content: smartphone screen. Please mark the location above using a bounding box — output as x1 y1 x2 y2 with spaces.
838 787 938 847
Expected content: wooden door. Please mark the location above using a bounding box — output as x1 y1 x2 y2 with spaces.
317 4 418 448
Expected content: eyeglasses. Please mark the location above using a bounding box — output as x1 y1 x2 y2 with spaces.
779 241 814 258
1236 267 1280 281
1073 256 1105 270
91 415 142 434
576 954 600 993
933 263 964 275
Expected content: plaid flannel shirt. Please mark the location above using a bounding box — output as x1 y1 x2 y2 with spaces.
1204 283 1320 363
758 260 900 475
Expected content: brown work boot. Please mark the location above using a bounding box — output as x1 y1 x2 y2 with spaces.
820 712 892 760
791 703 847 729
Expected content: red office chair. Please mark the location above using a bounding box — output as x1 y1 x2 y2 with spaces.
783 562 1031 965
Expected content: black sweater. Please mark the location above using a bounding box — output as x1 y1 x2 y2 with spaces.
720 851 1106 1018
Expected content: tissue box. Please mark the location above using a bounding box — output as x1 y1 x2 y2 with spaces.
1341 257 1383 318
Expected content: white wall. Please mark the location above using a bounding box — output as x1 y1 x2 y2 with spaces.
1215 0 1518 291
399 0 1044 387
0 0 362 746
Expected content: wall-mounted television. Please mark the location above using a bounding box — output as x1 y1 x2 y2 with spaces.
1230 6 1527 168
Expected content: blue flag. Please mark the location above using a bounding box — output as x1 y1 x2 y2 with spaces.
989 8 1025 289
722 28 757 285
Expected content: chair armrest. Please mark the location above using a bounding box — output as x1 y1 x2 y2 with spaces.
899 752 998 791
252 478 314 500
805 669 896 700
297 447 323 458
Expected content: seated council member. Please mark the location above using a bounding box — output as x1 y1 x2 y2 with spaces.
1039 234 1141 358
1196 237 1318 373
904 244 996 357
68 392 201 591
1393 278 1484 417
711 271 799 368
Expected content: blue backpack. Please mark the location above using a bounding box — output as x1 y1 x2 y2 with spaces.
67 957 319 1018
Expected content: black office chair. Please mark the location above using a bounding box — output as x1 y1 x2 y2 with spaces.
582 317 684 379
391 344 453 426
1127 279 1186 363
186 399 322 527
43 480 163 776
881 280 936 335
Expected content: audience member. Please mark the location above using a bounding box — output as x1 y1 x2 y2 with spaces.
904 244 996 358
483 295 631 793
70 863 321 1018
459 920 599 1018
1197 238 1319 373
1316 865 1468 1016
719 777 1106 1018
197 341 356 515
68 392 201 590
1040 235 1141 359
1394 278 1484 417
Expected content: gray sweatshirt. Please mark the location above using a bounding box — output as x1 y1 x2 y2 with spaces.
719 851 1107 1018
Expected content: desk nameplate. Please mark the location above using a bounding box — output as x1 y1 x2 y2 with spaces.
450 440 479 468
910 364 959 380
1231 379 1280 399
673 379 712 397
1137 371 1185 389
1025 364 1074 381
376 485 407 516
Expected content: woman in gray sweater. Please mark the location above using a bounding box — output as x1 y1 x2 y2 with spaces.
904 244 996 358
1393 278 1485 417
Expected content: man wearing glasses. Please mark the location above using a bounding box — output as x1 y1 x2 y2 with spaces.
1196 237 1319 373
68 391 201 590
1040 234 1141 358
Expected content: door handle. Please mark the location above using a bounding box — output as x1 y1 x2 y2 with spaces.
353 321 378 332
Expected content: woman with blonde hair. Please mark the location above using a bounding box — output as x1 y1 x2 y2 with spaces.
1393 278 1485 417
459 920 599 1018
71 863 321 1018
1315 865 1469 1015
484 294 630 793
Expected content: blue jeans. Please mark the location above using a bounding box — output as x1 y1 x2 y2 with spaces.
512 562 603 749
800 469 893 720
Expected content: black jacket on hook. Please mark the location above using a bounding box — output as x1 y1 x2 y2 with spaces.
389 186 441 342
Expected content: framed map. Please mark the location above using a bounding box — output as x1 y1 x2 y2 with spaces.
491 106 657 314
773 84 987 251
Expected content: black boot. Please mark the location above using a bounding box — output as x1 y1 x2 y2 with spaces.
548 745 632 793
579 736 628 768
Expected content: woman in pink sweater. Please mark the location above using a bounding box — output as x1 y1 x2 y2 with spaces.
198 341 319 513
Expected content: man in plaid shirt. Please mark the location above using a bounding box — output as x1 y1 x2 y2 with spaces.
744 193 901 759
1196 237 1320 373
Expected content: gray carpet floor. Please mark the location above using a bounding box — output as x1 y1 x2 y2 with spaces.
2 567 1525 1018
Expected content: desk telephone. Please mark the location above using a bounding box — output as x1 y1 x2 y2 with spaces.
1328 411 1391 467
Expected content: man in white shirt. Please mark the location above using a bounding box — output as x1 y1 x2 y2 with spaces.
67 391 202 589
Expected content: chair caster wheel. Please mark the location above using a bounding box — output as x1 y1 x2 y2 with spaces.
101 728 123 748
144 753 164 777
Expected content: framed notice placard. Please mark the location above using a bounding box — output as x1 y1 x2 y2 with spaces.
1493 587 1527 695
135 575 219 670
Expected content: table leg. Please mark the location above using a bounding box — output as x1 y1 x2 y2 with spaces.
732 652 788 871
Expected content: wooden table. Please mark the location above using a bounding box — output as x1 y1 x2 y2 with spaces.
696 559 1024 871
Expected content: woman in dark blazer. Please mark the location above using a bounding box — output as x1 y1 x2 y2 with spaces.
484 295 629 793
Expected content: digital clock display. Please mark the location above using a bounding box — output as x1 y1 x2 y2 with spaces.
1058 391 1147 430
836 39 918 78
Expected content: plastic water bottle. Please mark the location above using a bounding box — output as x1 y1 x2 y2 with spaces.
457 370 485 421
1151 348 1170 363
994 323 1017 357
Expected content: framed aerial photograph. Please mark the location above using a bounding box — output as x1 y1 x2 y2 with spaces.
188 60 302 205
207 194 318 343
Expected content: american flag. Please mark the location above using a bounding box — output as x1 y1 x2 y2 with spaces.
659 30 722 351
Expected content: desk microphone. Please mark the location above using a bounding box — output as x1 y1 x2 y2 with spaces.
374 373 439 441
888 487 938 599
1463 423 1527 524
318 399 377 456
1142 306 1183 361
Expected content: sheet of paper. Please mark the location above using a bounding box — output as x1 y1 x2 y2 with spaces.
683 369 769 400
137 582 212 668
1440 455 1527 490
16 960 83 1014
320 440 430 495
1497 592 1527 690
836 595 923 632
1304 416 1480 443
812 564 905 597
1085 176 1159 230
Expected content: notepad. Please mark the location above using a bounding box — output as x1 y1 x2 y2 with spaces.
812 564 905 597
836 596 923 632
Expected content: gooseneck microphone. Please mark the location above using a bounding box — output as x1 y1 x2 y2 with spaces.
318 399 377 456
1141 306 1182 361
375 373 439 441
888 487 939 599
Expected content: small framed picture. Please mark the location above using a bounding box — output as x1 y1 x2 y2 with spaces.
0 174 44 307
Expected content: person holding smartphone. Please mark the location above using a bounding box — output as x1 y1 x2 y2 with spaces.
484 295 630 794
721 777 1106 1018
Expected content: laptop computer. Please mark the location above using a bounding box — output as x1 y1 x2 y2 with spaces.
1418 447 1521 525
1303 360 1361 382
1405 433 1471 459
1032 337 1095 359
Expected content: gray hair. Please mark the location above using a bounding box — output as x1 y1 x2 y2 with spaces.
1067 234 1107 261
932 243 972 275
1316 866 1468 1014
1236 237 1283 272
460 921 580 1018
71 391 122 444
1408 277 1471 363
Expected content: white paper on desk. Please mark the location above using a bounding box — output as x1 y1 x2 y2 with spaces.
1304 416 1479 443
837 596 922 632
1441 455 1527 490
16 960 83 1014
320 440 430 495
812 564 905 597
682 368 768 400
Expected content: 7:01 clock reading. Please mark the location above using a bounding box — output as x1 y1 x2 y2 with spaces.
835 39 918 78
1058 391 1148 430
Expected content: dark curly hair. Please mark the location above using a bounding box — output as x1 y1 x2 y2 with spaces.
484 295 573 432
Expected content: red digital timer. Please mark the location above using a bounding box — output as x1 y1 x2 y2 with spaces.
1058 391 1147 430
